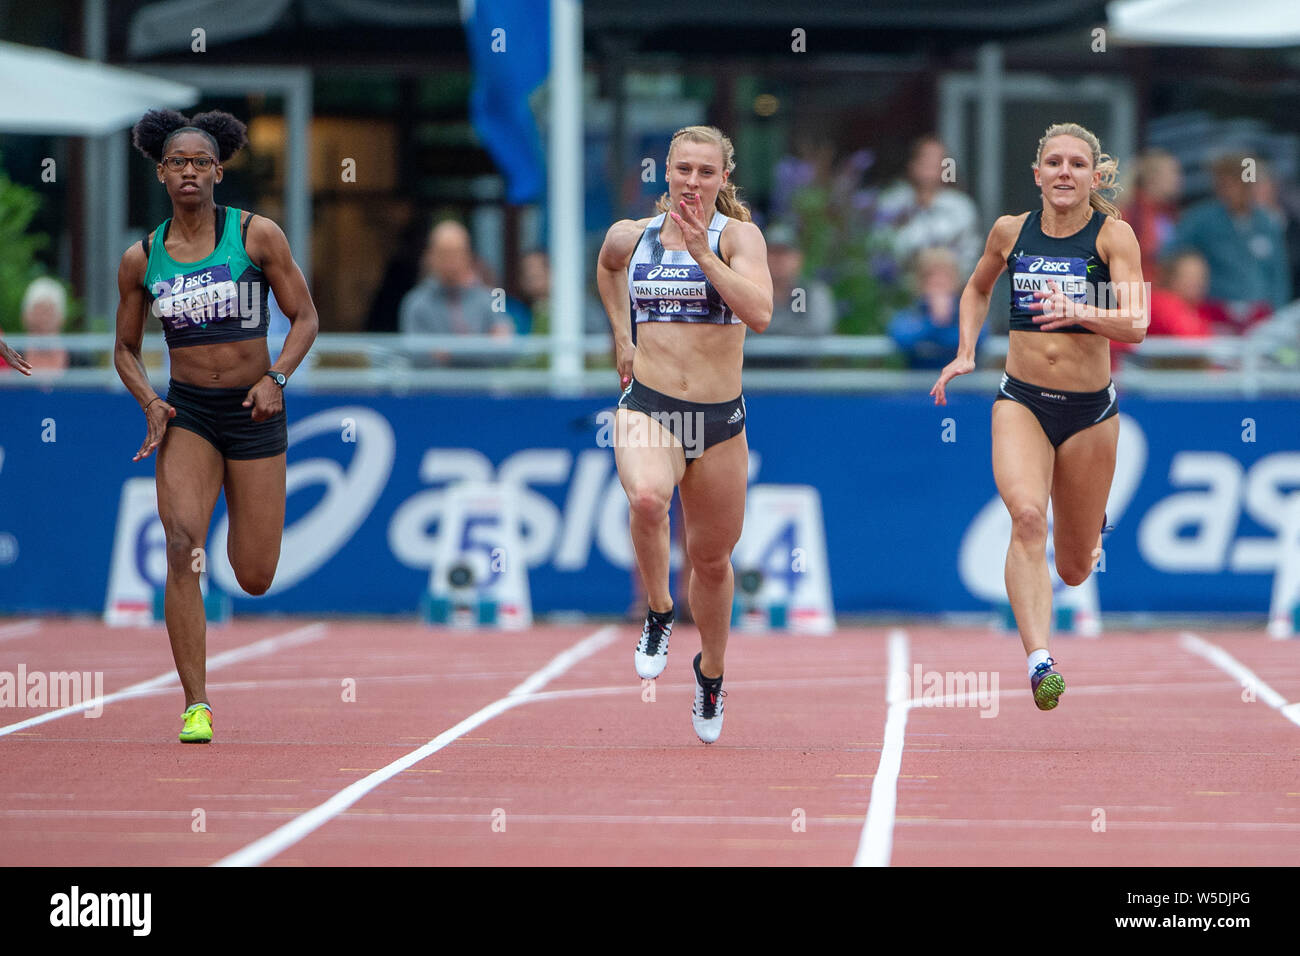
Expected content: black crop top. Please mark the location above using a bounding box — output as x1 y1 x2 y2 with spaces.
1007 209 1109 334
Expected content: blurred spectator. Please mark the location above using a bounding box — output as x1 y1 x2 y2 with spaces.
765 224 836 336
1149 251 1214 338
17 277 69 373
746 224 836 369
365 206 426 333
876 136 982 280
1169 153 1290 332
516 249 609 336
887 247 972 369
1124 149 1183 281
1256 164 1300 304
398 220 513 342
1113 250 1214 371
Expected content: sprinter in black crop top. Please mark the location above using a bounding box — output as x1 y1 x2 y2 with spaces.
929 123 1147 715
113 108 319 745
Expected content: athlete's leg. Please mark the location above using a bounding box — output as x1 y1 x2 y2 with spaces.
155 428 225 708
223 453 287 596
1050 416 1119 586
614 409 685 614
677 430 747 678
992 400 1056 656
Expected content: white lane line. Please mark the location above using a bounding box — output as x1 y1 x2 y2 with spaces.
853 628 909 867
0 620 40 642
1180 632 1300 728
8 808 1300 833
0 623 327 738
213 624 620 868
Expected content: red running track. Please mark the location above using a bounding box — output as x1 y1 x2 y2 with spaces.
0 617 1296 866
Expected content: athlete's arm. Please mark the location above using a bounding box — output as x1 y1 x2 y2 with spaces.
245 215 320 380
0 336 31 375
930 214 1021 405
113 241 174 460
597 219 641 387
1034 217 1147 343
678 199 773 333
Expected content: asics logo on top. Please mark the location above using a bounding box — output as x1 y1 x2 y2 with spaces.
1027 257 1073 273
646 265 692 280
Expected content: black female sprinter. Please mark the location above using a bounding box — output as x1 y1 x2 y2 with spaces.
114 110 319 742
931 122 1146 711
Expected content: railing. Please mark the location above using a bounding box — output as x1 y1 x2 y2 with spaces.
2 325 1298 396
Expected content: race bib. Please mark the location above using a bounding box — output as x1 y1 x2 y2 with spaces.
631 263 710 317
1011 255 1088 312
152 264 239 330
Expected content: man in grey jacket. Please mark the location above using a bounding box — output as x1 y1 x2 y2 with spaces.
399 220 514 364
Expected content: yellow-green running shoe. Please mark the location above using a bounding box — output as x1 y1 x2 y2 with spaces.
179 703 213 743
1031 659 1065 711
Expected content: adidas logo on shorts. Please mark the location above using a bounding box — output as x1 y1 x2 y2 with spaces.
726 406 743 424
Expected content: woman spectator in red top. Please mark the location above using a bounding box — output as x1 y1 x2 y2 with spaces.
1124 150 1182 282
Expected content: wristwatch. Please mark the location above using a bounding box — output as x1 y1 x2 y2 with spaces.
265 370 287 388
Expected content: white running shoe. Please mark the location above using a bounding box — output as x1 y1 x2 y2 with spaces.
634 610 672 679
691 652 726 744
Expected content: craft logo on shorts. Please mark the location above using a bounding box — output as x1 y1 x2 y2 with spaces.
0 666 103 717
49 886 151 936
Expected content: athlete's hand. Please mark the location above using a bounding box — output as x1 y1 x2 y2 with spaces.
930 355 975 406
242 377 284 423
0 339 32 375
1031 280 1078 330
669 193 711 261
616 342 635 390
134 399 175 461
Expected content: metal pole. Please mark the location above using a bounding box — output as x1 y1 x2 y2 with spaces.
976 43 1003 229
83 0 110 327
549 0 583 394
285 69 312 283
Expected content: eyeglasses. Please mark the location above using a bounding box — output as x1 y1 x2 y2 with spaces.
162 155 215 171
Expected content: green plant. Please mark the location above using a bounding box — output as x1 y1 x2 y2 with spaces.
786 160 910 336
0 159 49 333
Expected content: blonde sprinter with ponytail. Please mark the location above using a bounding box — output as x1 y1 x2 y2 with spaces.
596 126 773 744
930 123 1146 712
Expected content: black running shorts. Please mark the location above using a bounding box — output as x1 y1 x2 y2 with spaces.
616 379 746 464
994 371 1117 448
165 378 288 460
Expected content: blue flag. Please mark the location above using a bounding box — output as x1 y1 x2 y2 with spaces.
462 0 550 204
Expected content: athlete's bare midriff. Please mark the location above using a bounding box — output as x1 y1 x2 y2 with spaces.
1005 329 1111 392
632 321 745 401
169 337 272 388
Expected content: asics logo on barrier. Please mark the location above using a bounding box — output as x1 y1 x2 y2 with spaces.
1027 258 1073 273
210 407 396 596
646 266 692 280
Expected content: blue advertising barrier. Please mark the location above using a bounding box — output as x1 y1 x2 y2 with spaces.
0 388 1295 616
